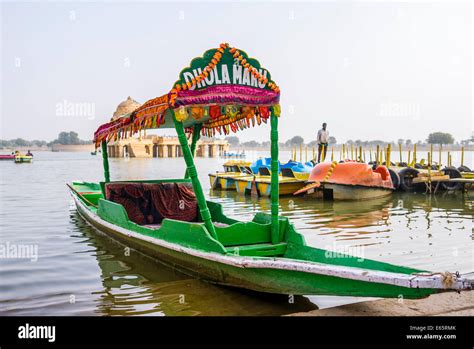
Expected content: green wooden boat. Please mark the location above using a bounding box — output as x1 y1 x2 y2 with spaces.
69 43 472 298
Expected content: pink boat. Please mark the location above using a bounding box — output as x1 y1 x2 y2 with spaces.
0 154 15 160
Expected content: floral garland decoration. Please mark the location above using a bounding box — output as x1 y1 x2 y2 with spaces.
168 43 280 109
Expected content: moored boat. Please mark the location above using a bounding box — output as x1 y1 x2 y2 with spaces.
209 160 252 190
69 43 472 298
295 161 394 200
233 169 306 197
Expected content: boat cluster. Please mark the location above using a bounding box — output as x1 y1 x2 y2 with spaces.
209 158 473 200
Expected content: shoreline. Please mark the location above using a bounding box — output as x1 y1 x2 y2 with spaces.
288 291 474 316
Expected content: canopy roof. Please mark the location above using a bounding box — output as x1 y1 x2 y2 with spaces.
94 43 281 147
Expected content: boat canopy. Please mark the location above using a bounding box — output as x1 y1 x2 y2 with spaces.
93 43 281 148
95 43 282 242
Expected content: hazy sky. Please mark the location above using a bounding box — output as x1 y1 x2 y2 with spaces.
1 1 472 144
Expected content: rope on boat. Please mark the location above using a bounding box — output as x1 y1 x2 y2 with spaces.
411 271 463 289
441 272 456 288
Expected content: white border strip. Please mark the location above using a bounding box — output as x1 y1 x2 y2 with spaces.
72 194 472 291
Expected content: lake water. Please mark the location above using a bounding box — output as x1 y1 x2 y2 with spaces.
0 151 473 315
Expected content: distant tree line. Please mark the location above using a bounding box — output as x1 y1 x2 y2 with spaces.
226 131 472 149
0 131 91 149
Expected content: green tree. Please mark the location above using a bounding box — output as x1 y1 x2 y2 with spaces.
225 136 239 146
427 132 454 145
242 140 260 148
55 131 82 145
328 136 337 145
287 136 304 146
11 138 30 147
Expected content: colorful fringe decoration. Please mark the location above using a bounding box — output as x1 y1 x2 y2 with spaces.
93 42 281 147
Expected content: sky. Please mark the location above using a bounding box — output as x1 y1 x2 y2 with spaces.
1 0 472 144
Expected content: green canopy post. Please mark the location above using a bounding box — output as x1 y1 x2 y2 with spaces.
172 110 217 240
101 140 110 183
185 124 202 179
270 112 280 244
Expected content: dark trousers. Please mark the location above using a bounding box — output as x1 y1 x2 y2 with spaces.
317 143 328 163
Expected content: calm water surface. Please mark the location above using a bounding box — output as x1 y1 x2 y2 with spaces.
0 151 473 315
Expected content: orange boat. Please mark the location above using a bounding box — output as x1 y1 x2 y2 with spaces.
294 161 394 200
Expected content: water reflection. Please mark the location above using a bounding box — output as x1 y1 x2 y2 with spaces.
71 212 316 316
208 190 473 273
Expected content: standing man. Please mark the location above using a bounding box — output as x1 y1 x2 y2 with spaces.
317 122 329 163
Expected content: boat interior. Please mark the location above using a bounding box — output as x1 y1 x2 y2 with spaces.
72 180 288 257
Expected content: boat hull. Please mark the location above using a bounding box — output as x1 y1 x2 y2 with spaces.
234 176 306 196
306 183 393 201
70 192 465 298
257 180 306 197
14 156 33 163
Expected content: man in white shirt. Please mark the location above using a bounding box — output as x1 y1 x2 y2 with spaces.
317 122 329 163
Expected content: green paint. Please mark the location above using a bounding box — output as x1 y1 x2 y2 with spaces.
172 110 217 240
185 124 202 179
101 141 110 183
270 113 279 244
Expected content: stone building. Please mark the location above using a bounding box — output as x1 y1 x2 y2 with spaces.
107 97 229 158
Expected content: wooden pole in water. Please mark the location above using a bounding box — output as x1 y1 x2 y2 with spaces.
305 145 308 162
101 140 110 183
312 147 316 161
413 144 417 165
350 144 354 160
321 144 326 162
430 143 433 168
438 144 442 170
172 110 217 240
359 146 363 162
342 144 345 160
270 112 280 244
376 145 380 166
299 143 302 162
369 148 372 163
331 147 334 162
355 147 358 162
461 146 464 166
407 149 411 167
447 151 451 167
387 144 391 166
427 152 432 179
399 143 402 164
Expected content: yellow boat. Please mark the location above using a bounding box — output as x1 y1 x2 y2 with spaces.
14 155 33 163
209 160 252 190
233 168 306 196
